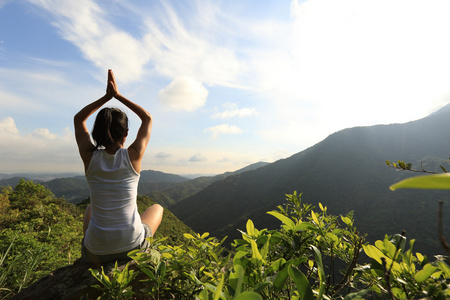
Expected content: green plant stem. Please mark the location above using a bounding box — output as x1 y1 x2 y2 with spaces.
438 200 450 257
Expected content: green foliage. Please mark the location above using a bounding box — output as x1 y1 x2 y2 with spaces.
86 191 450 299
0 179 83 298
390 173 450 190
359 234 450 299
89 261 137 300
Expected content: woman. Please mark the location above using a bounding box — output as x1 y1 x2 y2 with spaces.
74 69 163 264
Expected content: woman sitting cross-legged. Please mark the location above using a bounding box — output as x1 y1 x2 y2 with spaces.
74 69 163 264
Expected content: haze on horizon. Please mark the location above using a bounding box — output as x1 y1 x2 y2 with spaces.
1 0 450 176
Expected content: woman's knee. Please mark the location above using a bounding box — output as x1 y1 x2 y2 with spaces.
141 204 163 234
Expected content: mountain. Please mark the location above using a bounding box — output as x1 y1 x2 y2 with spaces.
0 172 82 181
0 163 268 206
0 169 191 204
170 108 450 257
147 161 269 207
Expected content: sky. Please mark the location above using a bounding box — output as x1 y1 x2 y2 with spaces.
1 0 450 176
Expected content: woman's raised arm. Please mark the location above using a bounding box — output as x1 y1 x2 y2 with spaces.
107 70 152 173
74 72 113 171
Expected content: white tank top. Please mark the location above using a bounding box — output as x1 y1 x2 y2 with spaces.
84 148 144 255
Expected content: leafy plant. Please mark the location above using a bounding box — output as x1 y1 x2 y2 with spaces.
89 261 137 300
358 233 450 299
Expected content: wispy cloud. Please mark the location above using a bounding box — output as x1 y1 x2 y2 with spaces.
189 153 207 162
204 123 243 138
211 103 257 119
28 0 150 83
155 152 172 159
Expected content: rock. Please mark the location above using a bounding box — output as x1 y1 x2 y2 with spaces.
11 258 138 300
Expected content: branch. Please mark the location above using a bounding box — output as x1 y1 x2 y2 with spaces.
386 160 440 174
438 200 450 256
381 257 395 300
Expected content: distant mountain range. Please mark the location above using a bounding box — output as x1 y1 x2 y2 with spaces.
0 170 191 204
170 104 450 257
0 162 269 205
2 105 450 257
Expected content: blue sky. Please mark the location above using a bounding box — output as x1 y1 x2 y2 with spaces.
1 0 450 176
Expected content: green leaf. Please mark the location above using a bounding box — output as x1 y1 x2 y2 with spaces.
311 246 326 298
140 267 156 280
197 289 209 300
156 261 166 280
341 216 353 228
268 258 286 273
293 222 316 232
319 202 325 211
363 244 385 265
246 219 256 236
288 265 314 300
252 282 271 293
344 290 369 300
438 261 450 278
390 173 450 190
414 263 438 283
231 264 244 297
267 211 295 229
184 233 196 240
234 291 263 300
250 240 262 261
213 273 225 300
311 210 320 225
273 264 289 292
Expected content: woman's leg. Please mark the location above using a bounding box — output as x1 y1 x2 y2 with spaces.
83 204 92 236
140 204 164 235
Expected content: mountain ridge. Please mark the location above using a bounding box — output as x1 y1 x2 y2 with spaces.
170 107 450 257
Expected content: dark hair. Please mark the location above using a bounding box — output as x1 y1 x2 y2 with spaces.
92 107 128 149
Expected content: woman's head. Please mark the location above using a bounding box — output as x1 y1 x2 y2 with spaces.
92 107 128 149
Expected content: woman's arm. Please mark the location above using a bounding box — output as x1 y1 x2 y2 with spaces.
74 74 113 171
108 70 152 173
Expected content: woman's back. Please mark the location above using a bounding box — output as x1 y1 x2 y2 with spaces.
84 148 144 254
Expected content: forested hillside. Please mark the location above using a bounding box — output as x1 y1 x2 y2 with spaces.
171 106 450 257
147 161 269 207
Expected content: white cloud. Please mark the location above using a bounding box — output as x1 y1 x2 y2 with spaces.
140 2 246 88
211 103 257 119
0 118 80 173
158 76 208 112
204 124 243 138
0 117 19 134
28 0 150 83
32 128 58 140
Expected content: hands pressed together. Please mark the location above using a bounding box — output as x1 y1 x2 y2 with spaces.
106 69 120 99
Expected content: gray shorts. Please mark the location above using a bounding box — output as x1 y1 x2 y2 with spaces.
81 223 152 264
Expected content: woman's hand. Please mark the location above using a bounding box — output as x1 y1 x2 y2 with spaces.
106 69 120 98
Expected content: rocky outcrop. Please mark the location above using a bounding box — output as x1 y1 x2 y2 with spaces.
12 258 137 300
